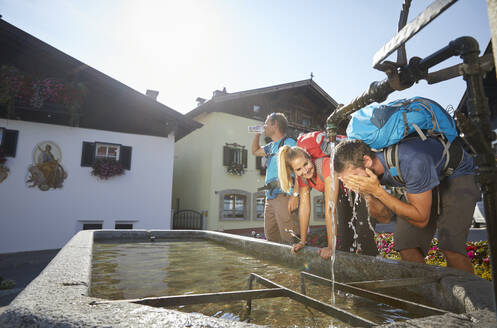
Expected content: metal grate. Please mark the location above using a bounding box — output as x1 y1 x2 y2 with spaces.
91 271 449 327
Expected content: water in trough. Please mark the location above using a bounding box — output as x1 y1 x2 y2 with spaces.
90 240 424 327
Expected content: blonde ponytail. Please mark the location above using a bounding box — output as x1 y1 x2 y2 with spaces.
278 145 293 193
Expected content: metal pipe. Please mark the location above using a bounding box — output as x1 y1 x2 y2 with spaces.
326 37 488 141
456 37 497 309
325 35 497 310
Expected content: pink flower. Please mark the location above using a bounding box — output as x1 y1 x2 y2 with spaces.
467 251 474 259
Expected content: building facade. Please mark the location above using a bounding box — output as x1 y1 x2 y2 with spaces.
0 19 200 253
172 80 339 235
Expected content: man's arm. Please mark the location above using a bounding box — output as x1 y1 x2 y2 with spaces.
342 168 432 228
252 133 266 156
363 194 392 223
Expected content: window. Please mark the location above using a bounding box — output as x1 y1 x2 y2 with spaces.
218 189 251 220
252 191 266 220
300 112 312 128
255 156 267 176
223 143 247 175
115 223 133 229
314 195 325 220
115 220 137 229
81 141 132 170
83 223 102 230
95 142 120 160
224 194 246 218
0 128 19 157
78 220 104 231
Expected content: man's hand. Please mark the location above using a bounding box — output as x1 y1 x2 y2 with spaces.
288 195 299 212
317 247 333 260
291 242 305 254
341 168 382 196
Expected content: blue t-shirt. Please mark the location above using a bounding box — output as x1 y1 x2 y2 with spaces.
263 136 296 199
377 137 474 194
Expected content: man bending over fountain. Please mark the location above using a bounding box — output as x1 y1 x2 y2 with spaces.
334 138 479 274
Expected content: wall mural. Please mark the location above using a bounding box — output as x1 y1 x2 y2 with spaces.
27 141 67 191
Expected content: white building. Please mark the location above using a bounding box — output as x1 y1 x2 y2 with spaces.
0 19 201 253
173 81 339 236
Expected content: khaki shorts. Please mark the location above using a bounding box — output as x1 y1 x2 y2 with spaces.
394 175 479 256
264 194 300 244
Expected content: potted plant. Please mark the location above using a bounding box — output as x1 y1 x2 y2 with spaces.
91 158 124 180
227 162 244 176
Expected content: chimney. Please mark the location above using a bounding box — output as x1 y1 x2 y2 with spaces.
196 97 206 106
212 87 228 98
146 89 159 100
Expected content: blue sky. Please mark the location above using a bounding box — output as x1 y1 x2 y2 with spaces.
0 0 491 114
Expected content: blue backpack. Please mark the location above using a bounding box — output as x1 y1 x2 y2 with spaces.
346 97 463 185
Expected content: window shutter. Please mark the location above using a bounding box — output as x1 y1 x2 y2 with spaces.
242 149 248 168
81 142 95 167
2 129 19 157
223 146 231 166
256 156 262 169
120 146 132 170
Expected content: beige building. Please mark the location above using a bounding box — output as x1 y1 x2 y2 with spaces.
172 79 339 236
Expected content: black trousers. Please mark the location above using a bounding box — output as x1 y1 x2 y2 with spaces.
336 186 378 256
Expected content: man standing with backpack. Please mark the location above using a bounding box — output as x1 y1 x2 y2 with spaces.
334 138 479 273
252 113 300 244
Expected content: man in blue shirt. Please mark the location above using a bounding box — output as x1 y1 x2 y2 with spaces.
252 113 300 244
334 138 479 274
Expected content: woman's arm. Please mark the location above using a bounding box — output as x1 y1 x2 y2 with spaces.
291 184 311 254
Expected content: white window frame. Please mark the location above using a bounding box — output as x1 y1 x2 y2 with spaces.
95 142 121 161
232 148 243 165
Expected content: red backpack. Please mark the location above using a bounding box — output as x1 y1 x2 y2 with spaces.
296 131 346 186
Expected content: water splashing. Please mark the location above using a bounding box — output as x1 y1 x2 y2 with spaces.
347 192 363 254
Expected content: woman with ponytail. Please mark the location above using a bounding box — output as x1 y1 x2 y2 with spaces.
278 145 378 259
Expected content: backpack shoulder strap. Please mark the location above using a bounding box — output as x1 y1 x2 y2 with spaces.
277 136 287 150
314 157 325 183
383 144 405 185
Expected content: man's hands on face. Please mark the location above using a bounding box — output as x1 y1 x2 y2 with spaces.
340 168 381 196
